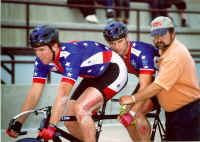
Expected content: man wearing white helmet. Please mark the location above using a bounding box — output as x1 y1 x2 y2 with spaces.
119 16 200 141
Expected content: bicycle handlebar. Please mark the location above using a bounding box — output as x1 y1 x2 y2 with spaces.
8 106 52 136
12 106 51 120
111 98 119 102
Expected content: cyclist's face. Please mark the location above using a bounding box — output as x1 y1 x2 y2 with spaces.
34 45 53 64
108 37 129 56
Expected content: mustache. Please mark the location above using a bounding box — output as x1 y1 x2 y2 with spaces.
156 41 165 45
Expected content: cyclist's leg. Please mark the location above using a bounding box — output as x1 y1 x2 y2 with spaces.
66 62 127 142
74 87 104 142
64 78 92 140
124 99 153 142
64 100 84 140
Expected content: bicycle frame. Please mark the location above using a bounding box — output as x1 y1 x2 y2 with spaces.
11 104 119 142
10 102 166 142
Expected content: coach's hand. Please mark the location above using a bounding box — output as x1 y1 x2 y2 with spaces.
6 121 22 138
40 124 56 140
119 95 135 105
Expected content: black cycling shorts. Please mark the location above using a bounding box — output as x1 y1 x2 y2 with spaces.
70 63 128 102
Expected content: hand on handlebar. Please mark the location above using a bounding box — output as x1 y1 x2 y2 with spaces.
6 121 22 138
39 124 56 140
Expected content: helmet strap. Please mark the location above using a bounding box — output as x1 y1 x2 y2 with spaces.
47 45 56 61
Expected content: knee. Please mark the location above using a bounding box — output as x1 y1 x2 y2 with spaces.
135 116 151 136
74 103 90 123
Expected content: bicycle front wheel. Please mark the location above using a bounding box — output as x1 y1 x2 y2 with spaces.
16 138 42 142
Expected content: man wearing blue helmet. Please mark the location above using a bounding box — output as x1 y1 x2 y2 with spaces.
120 16 200 141
103 21 160 141
6 25 128 142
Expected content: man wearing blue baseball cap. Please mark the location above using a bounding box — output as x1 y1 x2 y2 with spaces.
120 16 200 141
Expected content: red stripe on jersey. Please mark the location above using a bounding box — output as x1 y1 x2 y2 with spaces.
103 51 112 63
56 62 64 73
139 70 154 75
54 49 64 73
103 87 117 101
33 78 46 84
61 77 75 86
124 43 138 76
70 41 81 43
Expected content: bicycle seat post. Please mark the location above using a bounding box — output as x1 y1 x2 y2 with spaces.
96 102 107 142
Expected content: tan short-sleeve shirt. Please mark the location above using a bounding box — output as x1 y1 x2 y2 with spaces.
154 39 200 112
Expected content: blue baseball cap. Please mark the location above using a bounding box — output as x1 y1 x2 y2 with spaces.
151 28 168 36
151 16 174 36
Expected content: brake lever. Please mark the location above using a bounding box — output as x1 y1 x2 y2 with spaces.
8 119 15 130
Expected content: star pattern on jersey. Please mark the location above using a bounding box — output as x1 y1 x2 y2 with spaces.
35 61 38 66
132 42 136 47
117 84 121 88
62 46 66 50
65 62 70 66
83 43 88 46
34 72 38 76
67 72 72 77
49 63 56 66
104 46 109 50
94 42 99 46
100 66 104 71
142 55 146 59
88 60 92 64
60 51 70 58
87 69 92 73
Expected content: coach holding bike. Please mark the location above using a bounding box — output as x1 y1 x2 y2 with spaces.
6 25 128 142
120 16 200 141
103 21 160 141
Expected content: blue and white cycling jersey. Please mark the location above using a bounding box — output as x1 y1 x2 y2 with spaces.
32 41 113 85
123 41 159 76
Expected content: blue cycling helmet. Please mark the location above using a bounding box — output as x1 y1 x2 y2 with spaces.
103 21 128 41
30 25 59 48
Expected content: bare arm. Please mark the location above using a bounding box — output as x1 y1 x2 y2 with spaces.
135 82 163 102
130 74 153 113
49 82 73 125
120 82 163 105
18 83 45 124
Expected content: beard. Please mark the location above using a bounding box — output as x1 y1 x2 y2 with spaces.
155 41 170 51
